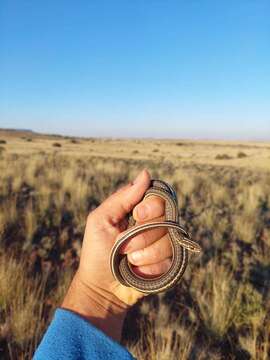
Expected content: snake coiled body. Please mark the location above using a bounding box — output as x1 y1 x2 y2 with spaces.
110 179 201 294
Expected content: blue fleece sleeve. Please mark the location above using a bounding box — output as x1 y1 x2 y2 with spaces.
33 308 134 360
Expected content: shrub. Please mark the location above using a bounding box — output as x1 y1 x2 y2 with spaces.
215 154 232 160
0 139 6 144
237 151 247 158
52 142 62 148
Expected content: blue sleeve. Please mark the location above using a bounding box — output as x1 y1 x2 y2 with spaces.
33 308 134 360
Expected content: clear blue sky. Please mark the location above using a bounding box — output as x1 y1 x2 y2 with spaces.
1 1 269 139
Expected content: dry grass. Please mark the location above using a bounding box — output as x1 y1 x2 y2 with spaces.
0 129 270 359
191 261 242 338
129 319 196 360
0 255 46 359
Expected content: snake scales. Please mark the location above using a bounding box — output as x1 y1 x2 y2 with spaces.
110 179 202 294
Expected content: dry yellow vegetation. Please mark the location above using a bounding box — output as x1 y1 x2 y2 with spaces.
0 129 269 359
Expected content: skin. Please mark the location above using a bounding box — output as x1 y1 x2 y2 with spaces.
62 169 172 342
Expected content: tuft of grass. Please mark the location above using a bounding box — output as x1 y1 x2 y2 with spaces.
52 142 62 147
191 260 242 338
237 151 248 158
129 301 197 360
24 199 38 248
0 255 48 359
239 317 270 360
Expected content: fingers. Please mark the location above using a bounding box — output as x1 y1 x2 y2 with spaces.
133 195 165 222
98 169 151 224
132 258 172 278
127 234 172 266
119 195 166 253
119 215 167 253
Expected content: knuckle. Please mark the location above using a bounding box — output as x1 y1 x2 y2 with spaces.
138 232 149 249
86 208 101 226
156 196 165 208
153 196 165 207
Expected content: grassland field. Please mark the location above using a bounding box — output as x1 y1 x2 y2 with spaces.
0 129 269 359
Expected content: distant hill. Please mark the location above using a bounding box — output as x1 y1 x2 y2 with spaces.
0 128 34 133
0 128 63 139
0 128 36 136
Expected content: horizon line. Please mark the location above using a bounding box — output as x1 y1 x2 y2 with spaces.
0 127 269 143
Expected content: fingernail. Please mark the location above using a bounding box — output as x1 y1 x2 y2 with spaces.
129 250 142 264
133 170 145 184
137 203 148 220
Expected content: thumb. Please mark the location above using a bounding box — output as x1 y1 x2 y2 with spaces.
99 169 151 224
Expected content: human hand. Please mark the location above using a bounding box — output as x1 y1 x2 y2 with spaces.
62 169 172 340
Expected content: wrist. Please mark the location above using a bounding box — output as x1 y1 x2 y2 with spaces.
61 271 128 342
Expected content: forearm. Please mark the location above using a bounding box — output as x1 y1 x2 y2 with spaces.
61 271 128 342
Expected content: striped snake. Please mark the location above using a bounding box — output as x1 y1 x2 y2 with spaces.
110 179 202 294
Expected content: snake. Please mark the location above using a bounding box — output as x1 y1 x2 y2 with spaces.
109 179 202 294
